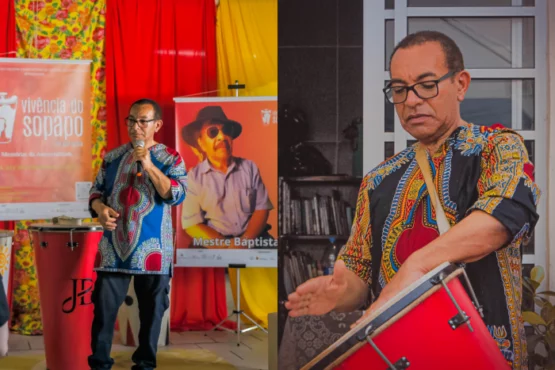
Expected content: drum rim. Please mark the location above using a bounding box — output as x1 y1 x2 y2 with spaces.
28 223 103 232
305 262 461 369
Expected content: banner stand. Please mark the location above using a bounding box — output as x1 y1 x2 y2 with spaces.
173 95 278 334
210 263 268 346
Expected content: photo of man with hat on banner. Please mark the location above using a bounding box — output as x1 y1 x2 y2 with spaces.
180 105 275 248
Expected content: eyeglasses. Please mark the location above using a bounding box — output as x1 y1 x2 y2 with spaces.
126 117 156 128
205 125 234 139
383 71 456 104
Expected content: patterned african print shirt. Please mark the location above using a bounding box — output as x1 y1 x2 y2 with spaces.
338 123 540 370
89 143 187 275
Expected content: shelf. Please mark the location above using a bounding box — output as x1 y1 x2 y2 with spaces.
280 234 350 241
281 175 362 185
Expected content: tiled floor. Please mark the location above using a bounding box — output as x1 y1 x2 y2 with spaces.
4 273 270 370
7 330 269 370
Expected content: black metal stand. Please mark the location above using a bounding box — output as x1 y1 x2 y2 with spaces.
211 263 268 346
228 80 245 97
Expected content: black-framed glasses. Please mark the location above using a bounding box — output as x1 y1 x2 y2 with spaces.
126 117 156 128
383 71 456 104
205 125 234 139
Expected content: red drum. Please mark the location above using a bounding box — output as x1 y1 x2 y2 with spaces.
302 262 510 370
30 223 103 370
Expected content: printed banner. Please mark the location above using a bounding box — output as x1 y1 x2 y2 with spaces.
173 97 277 267
0 58 92 221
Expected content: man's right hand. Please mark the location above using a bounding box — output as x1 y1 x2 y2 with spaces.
285 259 349 317
96 203 119 231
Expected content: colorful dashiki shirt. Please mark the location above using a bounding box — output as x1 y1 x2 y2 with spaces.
338 123 540 370
89 143 187 275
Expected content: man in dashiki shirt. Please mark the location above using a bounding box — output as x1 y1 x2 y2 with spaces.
285 31 539 370
88 99 187 370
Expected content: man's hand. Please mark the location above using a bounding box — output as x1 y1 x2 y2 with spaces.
133 146 153 172
351 258 427 328
285 259 350 317
97 204 119 231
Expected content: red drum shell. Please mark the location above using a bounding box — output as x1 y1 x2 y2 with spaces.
304 265 511 370
31 223 102 370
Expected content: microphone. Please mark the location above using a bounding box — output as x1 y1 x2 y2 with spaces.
134 140 145 177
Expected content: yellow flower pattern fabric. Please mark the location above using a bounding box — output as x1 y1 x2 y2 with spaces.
11 0 106 335
10 225 43 334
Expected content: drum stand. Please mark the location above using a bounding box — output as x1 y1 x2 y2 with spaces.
210 264 268 346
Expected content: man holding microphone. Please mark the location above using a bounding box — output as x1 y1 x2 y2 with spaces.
88 99 187 370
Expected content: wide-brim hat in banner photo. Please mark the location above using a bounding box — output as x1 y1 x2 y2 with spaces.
181 105 243 147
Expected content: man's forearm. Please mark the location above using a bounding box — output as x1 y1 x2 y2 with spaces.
241 209 269 239
145 165 172 199
91 198 106 214
334 269 369 312
409 210 511 273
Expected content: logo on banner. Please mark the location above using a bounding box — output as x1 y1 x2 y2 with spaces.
21 97 85 141
0 93 17 144
261 109 277 125
62 278 94 314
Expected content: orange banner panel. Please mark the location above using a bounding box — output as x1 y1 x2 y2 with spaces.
173 97 278 266
0 59 92 220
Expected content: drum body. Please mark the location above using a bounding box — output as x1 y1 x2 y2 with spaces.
30 223 103 370
0 230 14 310
304 263 510 370
117 276 171 347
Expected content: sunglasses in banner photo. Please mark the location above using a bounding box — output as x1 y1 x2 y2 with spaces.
173 97 278 251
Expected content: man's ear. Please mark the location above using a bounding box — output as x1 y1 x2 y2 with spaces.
154 119 164 132
456 70 471 102
196 135 204 151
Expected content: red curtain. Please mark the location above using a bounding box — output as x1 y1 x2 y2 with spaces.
105 0 217 150
105 0 230 331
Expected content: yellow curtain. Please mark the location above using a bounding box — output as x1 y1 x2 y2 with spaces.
216 0 277 328
217 0 277 97
11 0 107 335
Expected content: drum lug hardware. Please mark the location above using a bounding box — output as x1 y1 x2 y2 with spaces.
40 241 48 248
387 357 410 370
364 326 410 370
430 272 446 286
67 229 77 251
66 242 79 250
449 311 470 330
439 280 474 333
459 267 485 319
356 324 374 341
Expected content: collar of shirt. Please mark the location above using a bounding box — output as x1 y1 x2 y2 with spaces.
199 157 239 176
